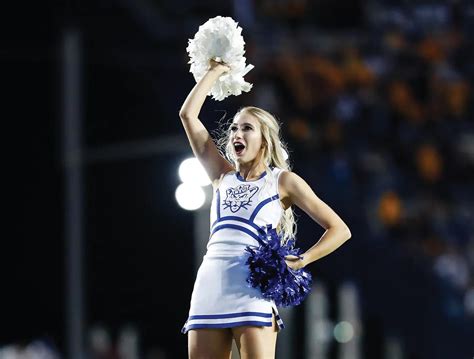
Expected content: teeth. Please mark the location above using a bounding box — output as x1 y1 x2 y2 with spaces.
234 143 245 154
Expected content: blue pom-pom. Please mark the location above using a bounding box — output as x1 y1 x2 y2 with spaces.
245 225 312 307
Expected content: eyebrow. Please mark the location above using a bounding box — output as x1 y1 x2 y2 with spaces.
231 122 254 127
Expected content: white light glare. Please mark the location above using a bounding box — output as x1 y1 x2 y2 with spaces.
175 183 206 211
333 321 354 343
179 157 211 186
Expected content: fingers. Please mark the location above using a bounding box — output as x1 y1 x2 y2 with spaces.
209 58 231 72
211 56 226 65
285 259 302 270
285 255 306 270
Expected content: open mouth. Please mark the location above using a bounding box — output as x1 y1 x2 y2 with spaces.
233 142 246 156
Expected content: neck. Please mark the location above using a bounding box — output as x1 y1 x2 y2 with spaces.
236 161 267 181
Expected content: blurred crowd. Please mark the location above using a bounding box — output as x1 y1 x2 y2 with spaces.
85 325 167 359
242 0 474 321
0 326 167 359
0 340 60 359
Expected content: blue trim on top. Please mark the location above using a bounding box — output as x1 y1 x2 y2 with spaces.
211 216 265 234
249 194 280 222
211 223 260 241
236 171 267 182
216 189 221 220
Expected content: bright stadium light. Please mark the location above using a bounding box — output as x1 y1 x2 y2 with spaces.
333 321 354 343
175 183 206 210
178 157 211 186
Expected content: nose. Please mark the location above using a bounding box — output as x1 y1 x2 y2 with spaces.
233 128 244 139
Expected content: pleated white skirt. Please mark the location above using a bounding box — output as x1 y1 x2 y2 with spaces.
181 252 285 333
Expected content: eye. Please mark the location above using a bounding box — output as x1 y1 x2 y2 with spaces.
230 125 238 132
243 125 253 131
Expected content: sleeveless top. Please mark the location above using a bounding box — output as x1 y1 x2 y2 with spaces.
206 167 285 257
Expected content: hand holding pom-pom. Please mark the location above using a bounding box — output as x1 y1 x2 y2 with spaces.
245 226 312 307
284 254 306 270
209 58 231 74
186 16 254 101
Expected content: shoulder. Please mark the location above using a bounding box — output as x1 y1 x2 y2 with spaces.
278 170 313 198
271 167 289 179
274 168 297 195
276 170 305 209
278 170 302 188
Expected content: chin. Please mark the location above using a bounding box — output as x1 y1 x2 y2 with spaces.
237 157 257 165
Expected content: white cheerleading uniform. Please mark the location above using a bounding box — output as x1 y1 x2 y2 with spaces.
182 167 286 333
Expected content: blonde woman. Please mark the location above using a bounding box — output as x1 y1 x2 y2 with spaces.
180 59 352 359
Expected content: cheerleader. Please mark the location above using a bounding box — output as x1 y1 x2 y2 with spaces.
179 58 352 359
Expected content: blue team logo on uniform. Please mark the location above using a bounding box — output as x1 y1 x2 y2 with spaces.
223 184 259 212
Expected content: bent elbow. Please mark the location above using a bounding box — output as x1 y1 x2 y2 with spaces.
179 110 190 121
344 226 352 240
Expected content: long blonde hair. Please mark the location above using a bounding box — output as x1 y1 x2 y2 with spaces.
217 106 297 243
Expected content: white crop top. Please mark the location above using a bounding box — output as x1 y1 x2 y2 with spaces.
207 167 285 256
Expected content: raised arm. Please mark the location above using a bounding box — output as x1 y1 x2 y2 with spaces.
179 60 234 186
279 171 352 269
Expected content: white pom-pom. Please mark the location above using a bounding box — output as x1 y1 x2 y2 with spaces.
186 16 254 101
